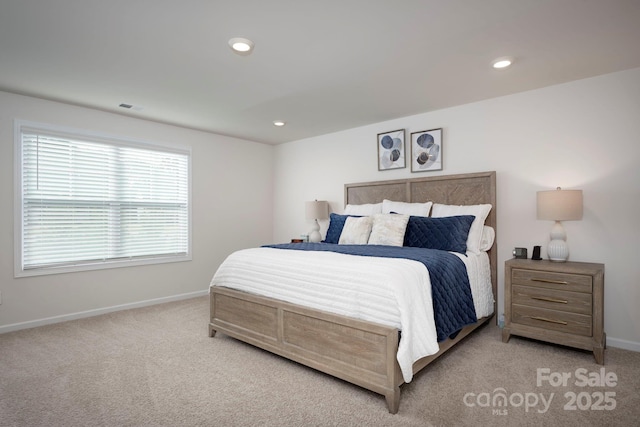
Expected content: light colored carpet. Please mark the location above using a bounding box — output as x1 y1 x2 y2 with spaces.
0 296 638 426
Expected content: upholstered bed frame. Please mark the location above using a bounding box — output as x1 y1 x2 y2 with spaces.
209 171 497 413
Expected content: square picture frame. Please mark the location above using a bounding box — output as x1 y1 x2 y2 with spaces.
410 128 442 172
377 129 406 171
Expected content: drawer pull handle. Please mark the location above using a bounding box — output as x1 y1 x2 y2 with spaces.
528 316 568 325
531 296 568 304
531 278 569 285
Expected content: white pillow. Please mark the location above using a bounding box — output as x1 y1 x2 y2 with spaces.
344 203 383 216
431 203 492 254
480 226 495 252
339 216 373 244
382 199 432 217
367 213 410 247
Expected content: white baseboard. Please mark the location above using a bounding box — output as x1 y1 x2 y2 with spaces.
607 336 640 352
0 289 209 335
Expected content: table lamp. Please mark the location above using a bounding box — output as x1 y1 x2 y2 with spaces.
305 200 329 243
536 187 583 262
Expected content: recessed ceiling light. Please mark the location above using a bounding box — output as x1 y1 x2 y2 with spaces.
229 37 254 55
273 120 286 127
492 57 513 69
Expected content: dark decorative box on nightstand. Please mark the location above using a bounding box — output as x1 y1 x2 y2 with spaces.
502 258 605 364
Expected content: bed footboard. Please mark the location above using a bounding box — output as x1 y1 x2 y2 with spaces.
209 286 403 413
210 286 493 413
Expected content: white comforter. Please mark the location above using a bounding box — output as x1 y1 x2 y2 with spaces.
210 247 493 383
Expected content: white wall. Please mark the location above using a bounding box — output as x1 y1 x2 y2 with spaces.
273 67 640 350
0 91 274 330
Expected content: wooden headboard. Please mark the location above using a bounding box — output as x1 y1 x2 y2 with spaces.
344 171 497 310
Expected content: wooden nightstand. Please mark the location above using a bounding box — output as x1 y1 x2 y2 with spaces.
502 258 605 364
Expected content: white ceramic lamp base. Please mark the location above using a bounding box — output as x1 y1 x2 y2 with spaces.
547 221 569 262
308 219 321 243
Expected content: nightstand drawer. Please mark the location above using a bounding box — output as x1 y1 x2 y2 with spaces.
512 304 592 336
512 268 592 293
512 285 592 315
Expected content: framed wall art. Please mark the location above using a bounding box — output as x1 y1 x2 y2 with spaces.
377 129 405 171
411 128 442 172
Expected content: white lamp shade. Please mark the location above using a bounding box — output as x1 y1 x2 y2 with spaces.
537 189 583 221
305 200 329 220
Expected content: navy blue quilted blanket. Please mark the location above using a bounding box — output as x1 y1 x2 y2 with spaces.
263 242 477 341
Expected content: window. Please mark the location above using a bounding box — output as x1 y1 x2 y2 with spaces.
14 121 191 277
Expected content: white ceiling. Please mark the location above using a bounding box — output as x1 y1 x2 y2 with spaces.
1 0 640 145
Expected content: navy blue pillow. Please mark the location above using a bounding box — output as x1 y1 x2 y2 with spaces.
403 215 475 253
323 213 361 244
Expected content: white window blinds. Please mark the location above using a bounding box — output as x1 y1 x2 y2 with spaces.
16 122 190 275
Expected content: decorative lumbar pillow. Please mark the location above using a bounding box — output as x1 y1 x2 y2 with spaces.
324 213 357 244
431 203 492 254
367 213 410 247
343 203 383 216
403 215 475 253
382 199 433 217
338 216 373 244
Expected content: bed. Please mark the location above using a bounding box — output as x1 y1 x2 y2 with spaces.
209 171 497 413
